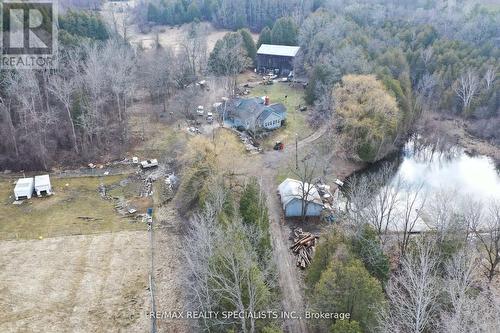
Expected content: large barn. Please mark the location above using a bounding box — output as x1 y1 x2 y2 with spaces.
257 44 300 76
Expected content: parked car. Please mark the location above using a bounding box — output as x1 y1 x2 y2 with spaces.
196 105 204 116
140 159 158 169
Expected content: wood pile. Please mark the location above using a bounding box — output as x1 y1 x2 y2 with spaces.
290 228 319 269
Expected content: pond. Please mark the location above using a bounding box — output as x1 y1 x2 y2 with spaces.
395 139 500 203
346 137 500 232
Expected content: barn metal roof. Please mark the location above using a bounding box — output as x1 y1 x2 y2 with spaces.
257 44 300 57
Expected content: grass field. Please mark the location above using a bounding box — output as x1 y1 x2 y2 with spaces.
0 231 149 333
0 175 145 240
249 82 312 149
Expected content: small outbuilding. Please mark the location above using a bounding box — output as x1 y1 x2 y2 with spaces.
257 44 300 76
34 174 52 196
278 178 324 217
14 177 35 200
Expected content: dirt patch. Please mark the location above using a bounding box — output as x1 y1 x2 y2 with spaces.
0 231 149 333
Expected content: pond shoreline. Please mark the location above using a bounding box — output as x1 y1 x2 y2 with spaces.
418 113 500 168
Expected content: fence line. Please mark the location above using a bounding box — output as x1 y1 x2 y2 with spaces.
148 213 157 333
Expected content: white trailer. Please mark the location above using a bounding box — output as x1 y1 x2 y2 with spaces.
14 178 34 200
34 174 52 196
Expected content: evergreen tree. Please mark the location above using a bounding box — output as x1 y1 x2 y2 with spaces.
313 259 386 332
271 17 298 46
239 178 271 256
238 29 257 64
257 26 272 47
352 224 390 283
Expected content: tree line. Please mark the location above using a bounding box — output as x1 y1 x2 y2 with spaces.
0 15 210 171
139 0 316 31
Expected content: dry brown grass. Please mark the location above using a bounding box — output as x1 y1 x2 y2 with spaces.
0 231 149 333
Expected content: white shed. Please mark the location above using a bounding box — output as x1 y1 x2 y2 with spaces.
34 174 52 196
14 177 35 200
278 178 324 217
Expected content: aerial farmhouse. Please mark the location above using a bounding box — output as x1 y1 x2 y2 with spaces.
224 96 287 133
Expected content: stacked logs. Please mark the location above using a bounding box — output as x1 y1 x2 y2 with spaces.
290 228 319 269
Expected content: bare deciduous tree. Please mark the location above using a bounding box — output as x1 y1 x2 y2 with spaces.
440 248 480 333
472 200 500 283
483 66 496 90
184 202 275 333
453 69 480 113
48 75 79 154
379 238 440 333
291 157 319 221
346 163 401 245
396 181 426 259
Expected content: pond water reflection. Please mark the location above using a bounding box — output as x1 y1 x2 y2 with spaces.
394 140 500 202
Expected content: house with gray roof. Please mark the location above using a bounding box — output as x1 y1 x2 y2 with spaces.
225 97 286 132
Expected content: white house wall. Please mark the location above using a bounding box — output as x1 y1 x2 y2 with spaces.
261 112 283 130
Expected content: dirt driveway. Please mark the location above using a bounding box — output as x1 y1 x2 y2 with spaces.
0 231 149 333
253 124 362 333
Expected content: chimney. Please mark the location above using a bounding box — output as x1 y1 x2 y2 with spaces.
265 96 270 105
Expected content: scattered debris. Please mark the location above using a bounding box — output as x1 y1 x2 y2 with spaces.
77 216 103 221
188 126 201 134
290 228 319 269
334 179 344 187
98 184 107 198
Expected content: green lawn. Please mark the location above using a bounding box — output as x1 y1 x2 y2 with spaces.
0 175 145 240
249 82 313 149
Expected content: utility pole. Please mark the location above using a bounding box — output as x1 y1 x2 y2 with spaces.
295 133 298 170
